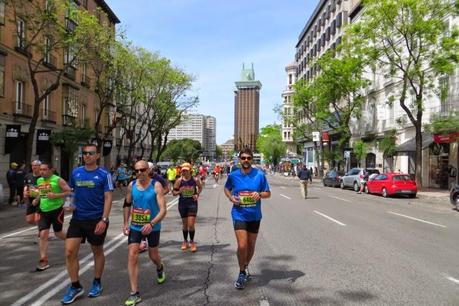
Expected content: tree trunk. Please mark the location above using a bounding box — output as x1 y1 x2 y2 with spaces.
25 99 41 164
415 122 423 190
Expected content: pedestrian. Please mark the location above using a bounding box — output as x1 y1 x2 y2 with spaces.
298 165 311 199
15 163 26 206
23 160 42 225
173 162 202 252
35 161 71 271
123 160 167 306
116 162 128 191
61 144 114 305
6 162 18 204
357 169 369 194
309 167 314 182
224 148 271 289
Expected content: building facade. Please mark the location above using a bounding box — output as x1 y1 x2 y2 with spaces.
234 63 261 152
281 62 297 155
0 0 119 182
221 138 234 161
167 113 216 161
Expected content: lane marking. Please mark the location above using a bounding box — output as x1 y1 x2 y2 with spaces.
280 186 286 190
11 199 177 306
260 299 270 306
314 210 346 226
446 275 459 285
280 194 291 200
0 199 125 240
328 195 352 203
387 211 446 228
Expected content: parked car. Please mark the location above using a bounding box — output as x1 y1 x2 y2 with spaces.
323 170 345 187
340 168 380 191
365 173 417 198
156 161 173 177
450 184 459 209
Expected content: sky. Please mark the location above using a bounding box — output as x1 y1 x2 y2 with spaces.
105 0 317 144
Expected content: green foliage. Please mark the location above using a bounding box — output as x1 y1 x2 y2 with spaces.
353 140 367 164
50 127 93 155
161 139 202 163
216 145 223 160
256 124 286 165
425 112 459 134
378 130 397 157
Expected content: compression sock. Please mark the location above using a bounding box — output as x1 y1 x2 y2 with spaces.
182 230 188 241
189 230 195 241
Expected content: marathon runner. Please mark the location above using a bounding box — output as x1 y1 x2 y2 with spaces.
199 164 207 187
35 161 71 271
23 160 42 225
224 148 271 289
166 165 177 192
61 144 114 305
173 162 202 252
213 164 222 184
123 160 167 306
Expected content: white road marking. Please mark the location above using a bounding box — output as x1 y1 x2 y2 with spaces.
167 198 179 209
11 199 177 306
314 210 346 226
280 194 291 200
260 299 270 306
280 186 286 190
446 275 459 285
328 195 352 203
387 211 447 228
0 199 125 240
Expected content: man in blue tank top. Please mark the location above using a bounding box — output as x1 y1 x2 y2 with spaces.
123 160 167 306
224 148 271 290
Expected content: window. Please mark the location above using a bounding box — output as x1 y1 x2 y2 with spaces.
288 74 292 85
0 0 5 24
16 18 26 49
44 36 51 63
336 13 343 28
15 81 24 111
43 94 49 118
82 0 88 8
0 54 4 97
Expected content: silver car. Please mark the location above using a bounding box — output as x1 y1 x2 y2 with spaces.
340 168 380 191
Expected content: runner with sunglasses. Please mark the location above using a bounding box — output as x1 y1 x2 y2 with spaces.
123 160 167 306
61 144 114 305
224 148 271 290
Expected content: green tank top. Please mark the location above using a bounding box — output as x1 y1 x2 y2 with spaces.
37 174 64 212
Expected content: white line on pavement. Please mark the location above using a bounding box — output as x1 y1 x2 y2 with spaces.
446 275 459 285
11 199 177 306
328 195 352 203
260 299 270 306
280 194 291 200
280 186 286 189
387 211 447 228
314 210 346 226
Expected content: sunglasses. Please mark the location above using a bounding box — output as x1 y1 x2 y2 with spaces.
240 156 252 161
135 168 148 173
82 151 97 156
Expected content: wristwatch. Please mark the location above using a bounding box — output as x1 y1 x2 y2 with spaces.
102 217 109 224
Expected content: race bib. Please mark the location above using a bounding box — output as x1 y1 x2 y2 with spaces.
131 207 151 225
38 183 52 198
238 191 257 207
181 186 195 198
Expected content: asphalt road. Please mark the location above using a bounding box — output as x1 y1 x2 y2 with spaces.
1 174 459 305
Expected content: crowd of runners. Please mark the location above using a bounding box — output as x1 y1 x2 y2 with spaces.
13 144 270 305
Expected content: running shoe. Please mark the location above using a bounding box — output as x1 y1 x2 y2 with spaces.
61 286 84 305
87 280 103 297
125 292 142 306
190 241 197 252
234 272 247 290
156 263 166 284
180 241 188 250
36 258 49 271
245 266 252 281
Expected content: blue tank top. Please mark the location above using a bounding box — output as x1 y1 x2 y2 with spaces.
130 179 161 232
179 177 198 205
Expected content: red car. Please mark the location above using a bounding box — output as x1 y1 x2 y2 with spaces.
365 173 417 198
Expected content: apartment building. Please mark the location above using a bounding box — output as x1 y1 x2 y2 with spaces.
167 113 216 161
281 62 297 155
0 0 120 181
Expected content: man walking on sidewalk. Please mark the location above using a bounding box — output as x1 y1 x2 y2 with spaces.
298 165 311 199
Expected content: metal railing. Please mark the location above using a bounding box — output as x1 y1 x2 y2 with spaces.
65 17 77 32
62 114 76 126
64 66 76 80
44 53 57 68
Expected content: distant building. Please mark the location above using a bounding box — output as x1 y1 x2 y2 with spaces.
168 113 216 160
234 63 262 152
281 63 297 155
221 138 234 161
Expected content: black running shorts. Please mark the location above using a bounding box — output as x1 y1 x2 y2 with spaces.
128 229 160 248
38 207 64 232
67 219 108 246
26 200 38 216
233 220 261 233
178 202 198 218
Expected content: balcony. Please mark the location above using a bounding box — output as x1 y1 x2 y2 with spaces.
43 54 57 69
62 114 76 126
12 101 33 118
81 75 91 88
13 33 29 56
65 17 77 32
64 66 76 80
41 110 57 123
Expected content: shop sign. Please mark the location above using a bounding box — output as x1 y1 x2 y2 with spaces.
434 132 459 144
322 131 330 143
6 125 20 138
312 131 320 142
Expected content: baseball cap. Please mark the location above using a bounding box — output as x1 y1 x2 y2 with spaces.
181 162 192 171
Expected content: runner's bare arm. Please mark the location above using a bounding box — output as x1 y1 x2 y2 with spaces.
151 181 167 225
195 178 203 195
172 178 181 196
123 182 133 227
47 178 71 199
224 187 239 205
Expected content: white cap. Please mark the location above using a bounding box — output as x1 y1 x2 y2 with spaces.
148 162 154 170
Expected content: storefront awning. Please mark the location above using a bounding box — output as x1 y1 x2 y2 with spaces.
395 132 433 153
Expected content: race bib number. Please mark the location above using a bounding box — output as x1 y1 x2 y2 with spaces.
38 183 52 198
181 186 195 198
238 191 257 207
131 208 151 225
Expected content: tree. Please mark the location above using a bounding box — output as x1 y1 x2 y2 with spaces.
7 0 109 164
350 0 459 188
256 124 286 165
216 145 223 161
161 139 202 162
353 140 367 167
